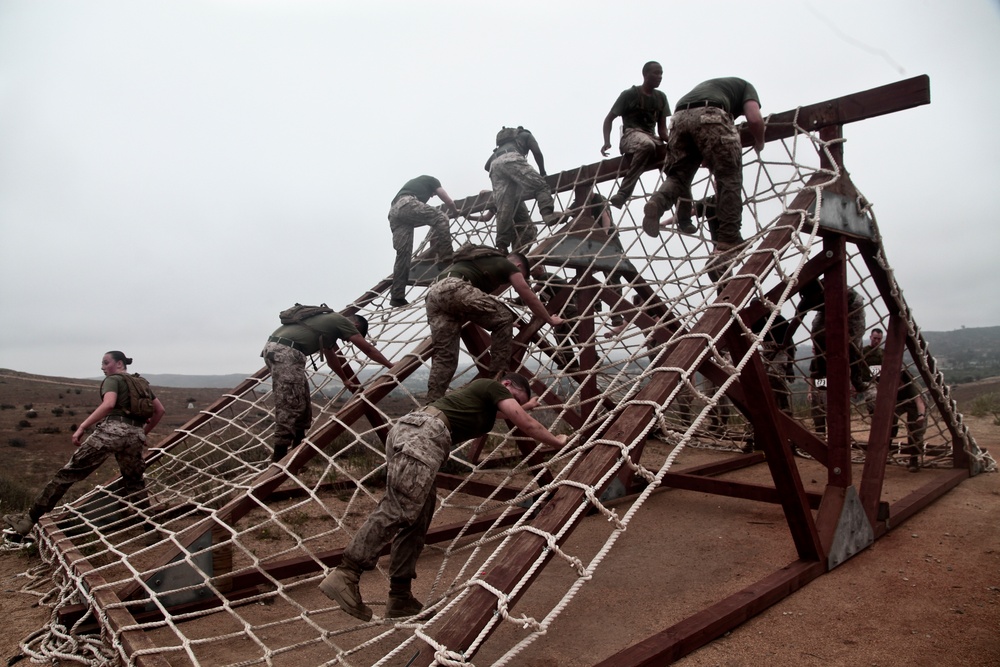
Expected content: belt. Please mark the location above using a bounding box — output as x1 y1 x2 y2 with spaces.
267 336 310 354
419 406 451 432
433 273 469 284
103 415 145 427
676 100 726 111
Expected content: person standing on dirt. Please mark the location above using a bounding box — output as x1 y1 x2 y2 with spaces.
319 373 568 620
3 351 165 537
263 310 393 462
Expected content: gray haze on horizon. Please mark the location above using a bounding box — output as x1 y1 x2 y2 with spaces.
1 0 999 379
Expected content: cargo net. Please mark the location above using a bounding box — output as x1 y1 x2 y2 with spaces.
16 114 994 666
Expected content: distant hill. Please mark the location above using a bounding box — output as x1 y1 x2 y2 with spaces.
922 326 1000 384
86 373 253 389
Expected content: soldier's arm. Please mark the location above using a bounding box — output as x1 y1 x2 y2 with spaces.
497 398 568 448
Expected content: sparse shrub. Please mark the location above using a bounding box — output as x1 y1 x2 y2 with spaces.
58 393 64 399
0 473 34 512
38 426 61 434
0 404 14 410
7 437 27 448
23 403 32 410
74 389 81 395
52 407 65 417
71 423 78 431
970 393 1000 425
26 410 38 419
17 419 31 429
67 410 76 417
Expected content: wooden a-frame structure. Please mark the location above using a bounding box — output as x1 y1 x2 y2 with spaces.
34 74 986 666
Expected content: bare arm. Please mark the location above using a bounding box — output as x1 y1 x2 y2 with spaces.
322 342 360 391
347 333 394 369
743 100 765 153
467 209 496 223
525 134 546 176
497 398 568 449
73 391 118 445
434 187 460 216
656 115 668 143
145 398 165 435
509 272 564 326
601 111 616 157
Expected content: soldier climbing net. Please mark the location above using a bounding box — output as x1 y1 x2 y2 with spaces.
9 83 995 666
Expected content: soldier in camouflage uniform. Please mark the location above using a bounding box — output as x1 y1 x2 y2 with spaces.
485 127 566 242
424 251 564 401
388 175 460 308
318 374 569 621
862 328 885 414
467 189 537 255
4 351 165 537
642 77 764 248
601 61 671 210
263 311 393 462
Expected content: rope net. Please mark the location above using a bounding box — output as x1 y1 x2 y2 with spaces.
12 111 993 667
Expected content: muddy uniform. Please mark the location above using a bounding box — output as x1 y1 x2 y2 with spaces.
862 343 884 414
486 128 554 253
263 313 360 460
388 175 455 303
27 375 150 523
343 379 513 578
807 286 870 392
425 255 521 401
609 85 670 202
647 78 759 245
895 369 926 457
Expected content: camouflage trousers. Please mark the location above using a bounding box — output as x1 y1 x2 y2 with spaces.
263 341 312 460
495 200 537 254
809 385 828 436
648 108 744 244
617 128 660 200
29 420 147 522
490 152 551 248
344 412 451 579
425 277 514 401
388 195 454 302
895 396 926 456
761 345 792 415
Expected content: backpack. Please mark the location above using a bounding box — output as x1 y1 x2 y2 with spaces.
495 126 524 147
453 243 507 263
114 373 156 421
279 303 334 325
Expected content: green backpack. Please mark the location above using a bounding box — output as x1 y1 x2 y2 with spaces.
114 373 156 420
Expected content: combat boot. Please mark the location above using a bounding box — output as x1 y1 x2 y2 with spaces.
3 513 35 537
319 561 372 621
386 591 424 619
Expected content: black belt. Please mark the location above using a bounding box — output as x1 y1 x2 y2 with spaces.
103 415 145 427
676 100 726 111
267 336 310 354
419 406 451 432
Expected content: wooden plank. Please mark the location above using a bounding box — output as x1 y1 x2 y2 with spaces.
594 559 827 666
659 472 823 509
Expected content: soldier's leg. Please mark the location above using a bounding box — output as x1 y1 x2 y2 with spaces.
511 201 537 253
697 117 744 246
614 130 657 204
506 157 553 215
426 281 465 402
265 344 311 462
426 209 454 264
491 166 519 252
390 219 415 303
644 122 700 236
456 286 515 376
28 430 113 522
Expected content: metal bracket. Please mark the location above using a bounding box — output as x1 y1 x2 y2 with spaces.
827 486 874 569
811 192 874 239
142 529 216 610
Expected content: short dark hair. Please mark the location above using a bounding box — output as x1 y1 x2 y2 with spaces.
642 61 661 75
507 251 530 275
106 350 132 367
501 372 531 399
350 314 369 338
872 328 883 335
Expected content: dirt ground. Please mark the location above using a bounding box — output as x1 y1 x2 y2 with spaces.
0 372 998 665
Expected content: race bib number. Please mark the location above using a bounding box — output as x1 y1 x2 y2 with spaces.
814 378 827 388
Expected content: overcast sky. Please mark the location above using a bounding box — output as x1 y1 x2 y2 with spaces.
1 0 998 379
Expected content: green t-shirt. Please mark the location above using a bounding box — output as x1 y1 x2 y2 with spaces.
101 374 156 418
676 77 760 117
438 255 521 293
270 312 360 355
431 378 514 443
610 86 670 133
392 175 442 205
